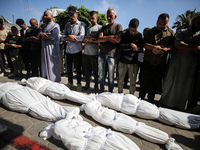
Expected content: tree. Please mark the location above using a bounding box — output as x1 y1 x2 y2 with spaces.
55 4 107 32
172 9 197 31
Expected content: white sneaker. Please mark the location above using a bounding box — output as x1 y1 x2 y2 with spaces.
77 84 82 92
0 72 4 77
66 82 73 88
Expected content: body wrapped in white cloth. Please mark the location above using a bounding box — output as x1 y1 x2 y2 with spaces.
39 118 140 150
22 77 93 104
0 82 81 122
22 77 200 129
80 100 183 150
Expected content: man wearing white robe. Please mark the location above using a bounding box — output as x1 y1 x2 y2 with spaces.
40 10 61 82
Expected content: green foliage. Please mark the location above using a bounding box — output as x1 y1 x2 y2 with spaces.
54 4 107 32
172 9 197 31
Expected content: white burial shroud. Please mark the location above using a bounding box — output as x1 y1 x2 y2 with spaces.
0 82 81 122
80 100 182 150
21 77 93 104
22 77 200 129
39 118 140 150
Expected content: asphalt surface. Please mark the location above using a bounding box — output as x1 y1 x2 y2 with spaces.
0 72 200 150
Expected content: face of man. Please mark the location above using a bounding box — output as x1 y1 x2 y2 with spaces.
129 26 138 35
107 9 116 25
156 18 169 31
43 11 52 23
30 20 38 30
20 22 27 30
90 14 98 25
69 12 78 24
11 27 18 35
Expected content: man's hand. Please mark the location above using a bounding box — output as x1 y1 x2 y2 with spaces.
40 33 48 39
109 35 121 43
152 45 164 54
64 35 77 42
130 43 138 51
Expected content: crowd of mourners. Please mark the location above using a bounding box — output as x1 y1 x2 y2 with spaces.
0 6 200 113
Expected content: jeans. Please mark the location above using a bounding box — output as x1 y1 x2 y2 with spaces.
98 55 115 92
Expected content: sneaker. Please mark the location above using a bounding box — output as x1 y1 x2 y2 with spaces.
0 72 4 77
66 82 73 88
77 84 82 92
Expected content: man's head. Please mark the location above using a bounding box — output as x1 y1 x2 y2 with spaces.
192 12 200 31
156 13 169 31
129 18 139 35
11 26 18 35
43 10 53 23
107 7 117 25
16 18 27 30
29 18 39 30
0 18 4 29
90 11 98 25
68 6 78 24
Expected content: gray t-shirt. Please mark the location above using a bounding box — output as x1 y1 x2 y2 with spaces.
84 24 102 55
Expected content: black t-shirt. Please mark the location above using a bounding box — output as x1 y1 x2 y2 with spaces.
29 28 42 51
4 35 22 56
118 29 143 64
20 28 32 51
99 23 123 57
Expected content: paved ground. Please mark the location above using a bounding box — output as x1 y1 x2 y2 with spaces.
0 72 200 150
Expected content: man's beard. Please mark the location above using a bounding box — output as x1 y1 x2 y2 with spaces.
70 18 76 24
45 17 51 23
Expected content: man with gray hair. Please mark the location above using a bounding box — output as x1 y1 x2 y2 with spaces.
98 7 123 92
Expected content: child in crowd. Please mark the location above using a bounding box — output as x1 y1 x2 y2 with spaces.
4 26 23 77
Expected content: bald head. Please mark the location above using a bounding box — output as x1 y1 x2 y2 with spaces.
30 18 39 30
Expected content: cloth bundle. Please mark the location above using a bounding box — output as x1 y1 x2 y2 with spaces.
22 77 93 104
0 82 81 122
22 77 200 129
39 118 140 150
80 100 182 150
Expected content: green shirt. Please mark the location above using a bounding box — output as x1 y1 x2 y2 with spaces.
144 26 175 66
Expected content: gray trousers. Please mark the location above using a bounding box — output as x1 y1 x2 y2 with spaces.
118 62 138 94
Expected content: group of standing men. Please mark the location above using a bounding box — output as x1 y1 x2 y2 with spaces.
0 6 200 112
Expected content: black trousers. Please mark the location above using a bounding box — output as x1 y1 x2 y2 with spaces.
21 48 30 74
83 55 98 89
0 50 5 72
4 49 14 73
30 50 41 77
139 62 165 100
66 51 82 84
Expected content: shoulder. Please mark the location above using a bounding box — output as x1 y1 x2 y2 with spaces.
166 28 175 35
77 20 85 26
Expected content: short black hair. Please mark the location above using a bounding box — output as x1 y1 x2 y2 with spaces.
90 11 98 16
158 13 169 20
129 18 139 28
0 18 3 24
16 18 25 26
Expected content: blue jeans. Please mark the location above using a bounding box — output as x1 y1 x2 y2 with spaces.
98 55 115 92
